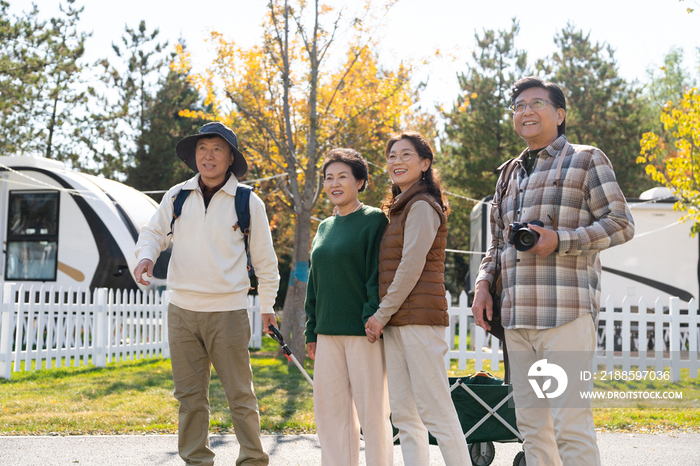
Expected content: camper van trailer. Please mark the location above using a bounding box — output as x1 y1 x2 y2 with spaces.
0 156 168 291
468 187 700 307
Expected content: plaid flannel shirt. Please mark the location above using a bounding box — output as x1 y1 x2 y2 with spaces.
476 135 635 329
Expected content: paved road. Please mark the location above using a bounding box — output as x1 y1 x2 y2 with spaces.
0 433 697 465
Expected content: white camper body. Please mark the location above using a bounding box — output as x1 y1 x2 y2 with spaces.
0 156 167 291
469 187 699 307
601 188 698 306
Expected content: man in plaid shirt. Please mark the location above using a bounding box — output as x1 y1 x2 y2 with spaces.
473 77 634 466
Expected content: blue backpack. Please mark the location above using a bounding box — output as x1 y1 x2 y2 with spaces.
168 184 255 277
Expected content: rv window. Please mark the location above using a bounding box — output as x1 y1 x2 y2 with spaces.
6 191 59 281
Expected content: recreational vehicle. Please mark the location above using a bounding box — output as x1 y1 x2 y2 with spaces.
468 187 700 307
0 156 168 291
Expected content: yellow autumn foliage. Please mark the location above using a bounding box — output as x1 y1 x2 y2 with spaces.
173 3 435 359
174 2 429 245
638 88 700 236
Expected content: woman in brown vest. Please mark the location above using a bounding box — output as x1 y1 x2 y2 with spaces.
365 131 469 466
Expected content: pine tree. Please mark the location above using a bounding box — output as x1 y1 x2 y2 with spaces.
438 19 528 292
83 20 168 179
543 23 654 197
127 47 208 201
38 0 89 165
0 0 88 163
0 1 49 155
440 19 528 201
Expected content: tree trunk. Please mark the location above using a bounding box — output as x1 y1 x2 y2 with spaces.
280 270 295 343
280 213 300 346
287 208 312 363
284 0 320 365
45 94 59 159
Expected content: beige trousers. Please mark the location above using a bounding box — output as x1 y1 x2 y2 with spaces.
168 303 267 466
505 314 601 466
313 334 393 466
383 325 469 466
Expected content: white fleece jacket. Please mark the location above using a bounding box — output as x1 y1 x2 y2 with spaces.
135 174 280 314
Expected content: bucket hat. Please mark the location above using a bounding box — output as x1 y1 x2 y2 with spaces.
176 122 248 178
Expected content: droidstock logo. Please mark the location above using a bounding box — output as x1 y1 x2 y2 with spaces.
528 359 568 399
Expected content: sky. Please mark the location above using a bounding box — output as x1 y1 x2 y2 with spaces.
10 0 700 110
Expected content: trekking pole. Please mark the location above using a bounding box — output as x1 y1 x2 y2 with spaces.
267 324 314 387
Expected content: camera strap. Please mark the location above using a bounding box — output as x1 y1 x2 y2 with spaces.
554 142 570 188
494 158 519 245
495 158 518 216
549 141 571 230
488 158 518 340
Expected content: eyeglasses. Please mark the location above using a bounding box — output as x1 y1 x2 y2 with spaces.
510 99 556 114
386 151 417 164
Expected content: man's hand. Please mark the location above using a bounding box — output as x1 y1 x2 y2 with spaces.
472 280 493 332
262 313 277 335
526 224 559 258
306 342 317 360
365 315 384 343
134 259 154 286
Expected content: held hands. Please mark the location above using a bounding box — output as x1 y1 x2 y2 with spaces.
306 342 316 360
365 315 384 343
472 280 493 332
526 224 559 258
134 259 154 286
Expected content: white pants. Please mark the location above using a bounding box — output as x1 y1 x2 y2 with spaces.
383 325 469 466
313 334 393 466
505 314 601 466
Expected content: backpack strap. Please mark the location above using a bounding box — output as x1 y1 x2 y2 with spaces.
168 188 191 236
235 184 255 278
168 184 256 279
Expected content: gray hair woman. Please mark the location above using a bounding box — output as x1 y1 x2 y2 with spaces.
304 148 393 466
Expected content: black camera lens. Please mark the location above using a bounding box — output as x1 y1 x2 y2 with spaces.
509 220 544 252
512 229 539 251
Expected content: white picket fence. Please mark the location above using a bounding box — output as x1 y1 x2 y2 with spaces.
444 291 504 373
3 283 697 382
444 291 700 382
598 295 699 381
0 283 263 380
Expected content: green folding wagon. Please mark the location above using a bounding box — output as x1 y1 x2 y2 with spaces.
268 327 526 465
392 373 526 466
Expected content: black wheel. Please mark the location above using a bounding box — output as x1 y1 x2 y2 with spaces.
513 450 526 466
468 441 495 466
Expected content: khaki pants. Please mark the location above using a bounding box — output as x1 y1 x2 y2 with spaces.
313 334 393 466
505 314 601 466
168 304 267 466
383 325 469 466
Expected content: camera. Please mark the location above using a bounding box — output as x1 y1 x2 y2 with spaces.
509 220 545 251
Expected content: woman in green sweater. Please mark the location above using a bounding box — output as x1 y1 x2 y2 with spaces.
305 148 392 466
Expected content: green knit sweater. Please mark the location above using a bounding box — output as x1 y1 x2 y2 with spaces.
304 205 388 343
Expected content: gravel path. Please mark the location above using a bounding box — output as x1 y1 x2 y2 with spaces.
1 432 698 465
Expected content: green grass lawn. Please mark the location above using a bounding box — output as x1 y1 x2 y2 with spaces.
0 337 314 435
1 337 698 434
445 357 700 433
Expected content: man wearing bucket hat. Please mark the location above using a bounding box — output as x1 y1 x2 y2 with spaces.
134 122 280 466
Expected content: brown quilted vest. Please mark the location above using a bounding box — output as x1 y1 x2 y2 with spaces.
378 182 449 327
